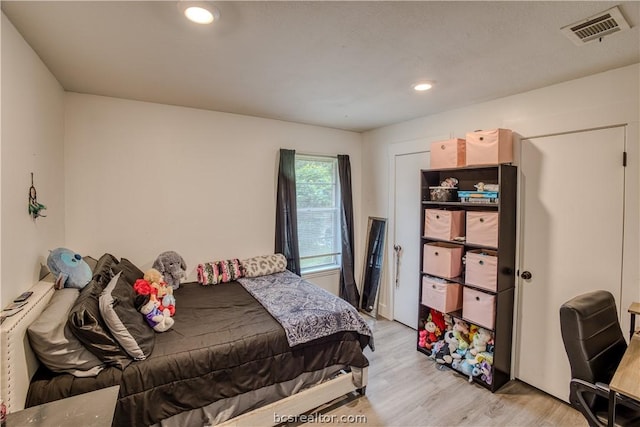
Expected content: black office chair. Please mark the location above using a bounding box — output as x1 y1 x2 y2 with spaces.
560 290 640 427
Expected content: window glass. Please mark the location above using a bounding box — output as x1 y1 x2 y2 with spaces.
295 155 341 272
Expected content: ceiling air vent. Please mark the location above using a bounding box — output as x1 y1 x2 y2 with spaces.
561 6 631 45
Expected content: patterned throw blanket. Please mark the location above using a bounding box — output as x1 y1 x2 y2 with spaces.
238 270 374 350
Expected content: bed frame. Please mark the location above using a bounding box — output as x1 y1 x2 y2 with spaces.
0 277 368 425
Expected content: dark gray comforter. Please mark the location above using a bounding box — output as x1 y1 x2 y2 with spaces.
26 281 371 426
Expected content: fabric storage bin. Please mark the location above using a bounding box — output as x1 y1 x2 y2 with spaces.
465 250 498 292
423 242 463 279
424 209 465 241
430 138 466 169
466 211 499 248
463 287 496 329
465 129 513 166
421 276 462 313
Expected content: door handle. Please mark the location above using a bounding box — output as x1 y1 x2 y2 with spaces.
520 271 532 280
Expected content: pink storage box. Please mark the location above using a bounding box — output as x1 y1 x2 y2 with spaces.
423 242 463 279
466 211 499 248
463 287 496 329
424 209 465 241
465 128 513 166
465 249 498 292
430 138 466 169
421 276 462 313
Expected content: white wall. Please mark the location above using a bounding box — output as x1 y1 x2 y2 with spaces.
63 93 362 293
1 13 66 307
363 63 640 325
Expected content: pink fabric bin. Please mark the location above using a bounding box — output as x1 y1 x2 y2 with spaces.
423 242 463 279
466 211 499 248
424 209 465 241
430 138 466 169
421 276 462 313
465 250 498 292
463 287 496 329
465 128 513 166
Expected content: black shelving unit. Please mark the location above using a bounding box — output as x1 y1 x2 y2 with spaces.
417 164 517 392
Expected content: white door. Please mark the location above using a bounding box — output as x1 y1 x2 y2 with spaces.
393 151 430 328
516 126 625 401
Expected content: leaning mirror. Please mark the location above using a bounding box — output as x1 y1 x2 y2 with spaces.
360 217 387 316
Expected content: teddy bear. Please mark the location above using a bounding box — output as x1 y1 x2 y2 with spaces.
451 318 471 359
139 297 174 333
143 268 175 316
470 327 492 356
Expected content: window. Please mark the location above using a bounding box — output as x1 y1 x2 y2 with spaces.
295 155 341 273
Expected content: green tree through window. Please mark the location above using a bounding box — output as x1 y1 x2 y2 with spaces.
295 155 341 272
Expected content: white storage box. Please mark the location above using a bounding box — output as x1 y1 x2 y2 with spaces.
465 250 498 292
423 242 464 279
465 129 513 166
424 209 465 241
463 287 496 329
430 138 466 169
466 211 499 248
421 276 463 313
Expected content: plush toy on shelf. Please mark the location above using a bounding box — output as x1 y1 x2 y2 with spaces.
469 327 492 356
46 248 92 290
451 318 471 359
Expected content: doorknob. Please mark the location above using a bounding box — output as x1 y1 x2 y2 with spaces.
394 244 402 252
521 271 532 280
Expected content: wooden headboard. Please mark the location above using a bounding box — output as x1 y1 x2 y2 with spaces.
0 277 55 412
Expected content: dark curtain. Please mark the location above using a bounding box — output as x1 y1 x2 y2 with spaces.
337 155 360 307
275 149 301 275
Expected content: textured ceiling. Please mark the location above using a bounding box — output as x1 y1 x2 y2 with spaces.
2 1 639 132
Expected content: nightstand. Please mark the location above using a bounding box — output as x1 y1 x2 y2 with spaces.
6 386 119 427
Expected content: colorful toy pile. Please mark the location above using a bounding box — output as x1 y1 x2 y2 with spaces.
418 309 495 385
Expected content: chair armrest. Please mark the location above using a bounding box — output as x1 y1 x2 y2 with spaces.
572 379 640 426
570 379 607 427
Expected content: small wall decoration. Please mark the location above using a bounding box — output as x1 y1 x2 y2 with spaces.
28 172 47 220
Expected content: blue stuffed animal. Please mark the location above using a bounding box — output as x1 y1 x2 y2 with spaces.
47 248 92 290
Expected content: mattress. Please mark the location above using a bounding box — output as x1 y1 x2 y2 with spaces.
26 281 370 426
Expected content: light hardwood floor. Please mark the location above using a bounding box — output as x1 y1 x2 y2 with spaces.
310 318 586 426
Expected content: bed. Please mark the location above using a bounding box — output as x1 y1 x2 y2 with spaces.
1 254 372 426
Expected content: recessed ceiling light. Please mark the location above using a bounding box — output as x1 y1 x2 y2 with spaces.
413 82 433 92
178 2 220 25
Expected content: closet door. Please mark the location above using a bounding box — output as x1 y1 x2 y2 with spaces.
516 126 625 401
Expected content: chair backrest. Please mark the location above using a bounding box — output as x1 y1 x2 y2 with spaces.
560 290 627 388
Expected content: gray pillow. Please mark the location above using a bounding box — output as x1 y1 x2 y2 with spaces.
27 288 104 377
99 272 155 360
240 253 287 278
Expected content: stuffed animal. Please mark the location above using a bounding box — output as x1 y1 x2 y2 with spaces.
152 251 186 290
143 268 175 316
47 248 92 290
470 327 492 356
451 318 471 359
139 298 174 332
436 330 458 364
479 360 493 385
418 329 428 348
